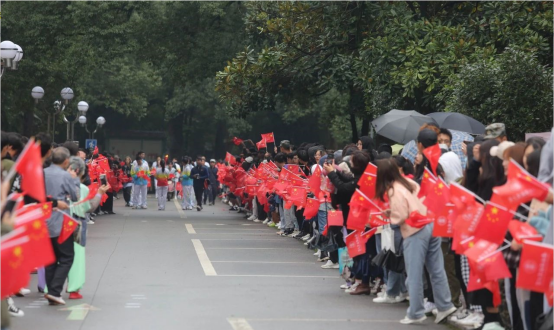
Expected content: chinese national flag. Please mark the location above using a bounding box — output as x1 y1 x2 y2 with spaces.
345 230 369 258
289 186 307 208
308 166 322 196
93 146 99 155
256 139 267 150
348 192 373 231
508 220 543 243
246 185 259 195
405 210 435 228
493 160 550 209
58 213 79 244
449 182 482 213
246 176 258 186
14 211 55 270
516 241 553 294
432 204 457 238
418 168 437 199
464 239 499 264
423 177 450 215
361 227 378 240
15 202 52 221
257 185 268 205
232 137 243 146
81 183 99 203
288 165 301 174
260 133 275 143
273 179 289 195
225 152 237 165
423 143 441 176
468 250 511 282
358 163 377 199
95 156 111 173
13 141 46 203
473 202 513 245
289 175 306 188
327 209 343 227
303 198 320 219
1 233 32 299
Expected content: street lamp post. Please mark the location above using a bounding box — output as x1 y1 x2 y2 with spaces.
79 115 106 152
0 40 23 77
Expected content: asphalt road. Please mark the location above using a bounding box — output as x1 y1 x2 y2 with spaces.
11 196 449 330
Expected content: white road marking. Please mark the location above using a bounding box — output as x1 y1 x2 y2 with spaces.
130 294 145 297
125 303 141 305
125 306 141 309
185 224 196 234
25 306 42 308
141 220 147 223
174 199 186 218
218 275 338 278
191 239 217 276
228 318 254 330
132 297 147 300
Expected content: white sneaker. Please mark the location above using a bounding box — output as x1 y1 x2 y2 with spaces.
345 282 360 293
321 260 339 269
400 315 427 325
424 301 437 315
435 306 456 324
141 205 148 209
290 231 300 237
18 288 31 296
451 310 484 328
87 220 95 224
7 298 24 317
482 322 505 330
253 219 261 223
395 292 409 302
267 221 275 227
302 233 311 240
44 294 66 305
373 294 401 304
262 218 270 224
313 250 321 257
340 283 351 290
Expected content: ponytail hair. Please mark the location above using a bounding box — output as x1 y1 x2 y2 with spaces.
160 159 166 173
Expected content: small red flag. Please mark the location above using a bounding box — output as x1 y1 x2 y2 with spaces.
418 167 437 199
432 204 456 238
287 165 301 174
15 202 52 221
303 198 320 219
256 139 267 150
358 163 377 199
225 152 237 165
423 176 450 216
93 146 99 155
508 220 543 243
232 137 244 146
288 186 307 208
58 213 79 244
80 183 100 203
13 140 46 203
327 209 343 227
1 231 31 299
516 241 553 294
423 143 441 176
464 239 499 265
308 166 322 196
493 160 550 209
14 208 55 271
260 133 275 143
345 230 369 258
473 202 513 245
405 210 435 228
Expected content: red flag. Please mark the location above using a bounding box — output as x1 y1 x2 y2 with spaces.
225 152 237 165
347 192 373 231
473 202 513 245
95 155 111 173
80 183 100 203
358 163 377 199
493 160 550 209
517 241 553 294
288 186 307 208
432 204 456 238
58 213 79 244
464 239 499 265
260 133 275 143
303 198 320 219
1 231 31 299
246 185 259 195
232 137 244 146
405 210 435 228
327 209 343 227
13 141 46 202
288 165 301 174
15 202 52 221
14 209 55 271
418 167 437 199
508 220 543 243
308 166 322 196
449 182 483 213
345 230 369 258
423 177 451 215
256 139 267 150
93 146 99 155
257 185 268 205
423 143 441 176
361 227 378 240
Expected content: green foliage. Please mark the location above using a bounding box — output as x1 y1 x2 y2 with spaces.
440 49 553 139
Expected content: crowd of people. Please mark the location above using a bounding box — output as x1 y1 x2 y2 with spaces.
216 124 553 330
1 122 552 330
0 131 222 329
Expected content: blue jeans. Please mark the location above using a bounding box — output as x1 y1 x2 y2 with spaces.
317 209 328 233
404 224 453 319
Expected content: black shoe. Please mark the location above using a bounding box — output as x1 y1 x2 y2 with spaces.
292 231 306 239
125 203 130 207
197 206 201 211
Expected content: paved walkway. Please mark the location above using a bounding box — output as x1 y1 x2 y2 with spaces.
11 196 448 330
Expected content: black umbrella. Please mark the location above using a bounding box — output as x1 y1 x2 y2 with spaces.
372 110 437 144
428 112 485 135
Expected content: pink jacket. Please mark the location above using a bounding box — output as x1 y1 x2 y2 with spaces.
388 179 428 238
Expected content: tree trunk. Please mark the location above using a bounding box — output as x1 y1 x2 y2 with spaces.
361 118 370 137
22 102 35 138
168 112 184 158
213 120 226 161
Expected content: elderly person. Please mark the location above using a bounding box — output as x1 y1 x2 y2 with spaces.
43 147 80 305
66 156 109 300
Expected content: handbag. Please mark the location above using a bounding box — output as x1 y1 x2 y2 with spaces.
371 249 388 268
535 308 553 330
384 238 405 273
